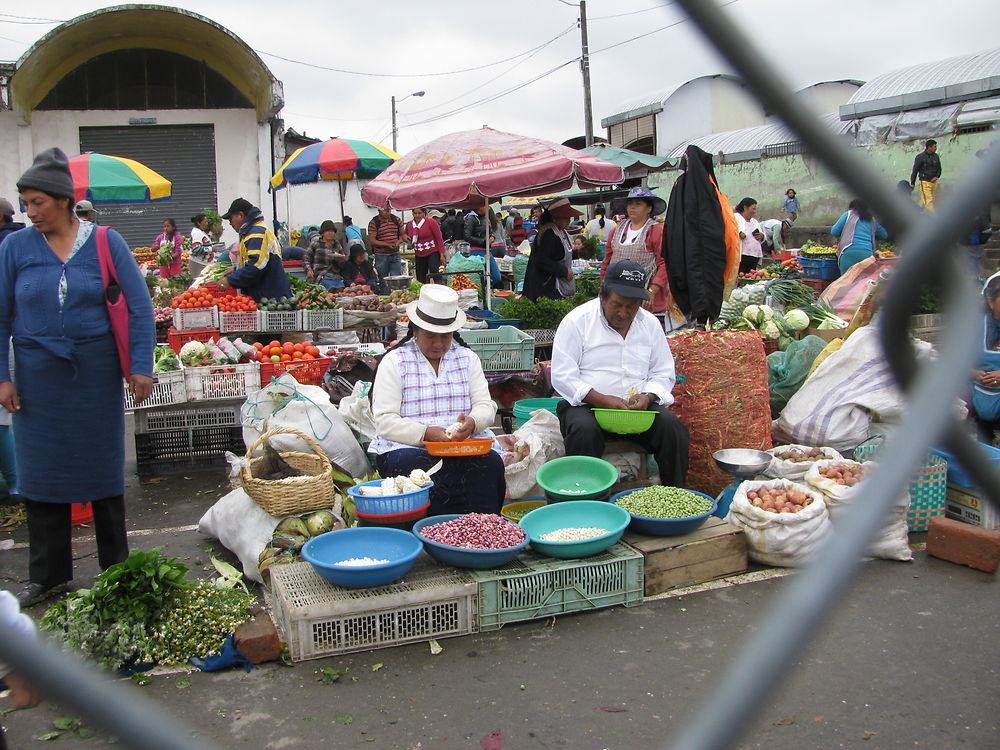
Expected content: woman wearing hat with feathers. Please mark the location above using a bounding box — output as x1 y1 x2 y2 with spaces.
522 197 579 301
600 187 673 315
368 285 505 514
0 147 155 607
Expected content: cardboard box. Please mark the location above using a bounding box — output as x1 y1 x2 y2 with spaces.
945 483 1000 530
804 326 846 344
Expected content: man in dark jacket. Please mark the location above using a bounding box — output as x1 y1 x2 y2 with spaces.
910 139 942 211
0 198 26 246
440 209 457 242
218 198 292 302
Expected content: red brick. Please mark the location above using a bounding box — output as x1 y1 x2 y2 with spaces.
926 517 1000 573
234 611 281 664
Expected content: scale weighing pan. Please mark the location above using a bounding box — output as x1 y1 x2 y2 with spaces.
713 448 773 477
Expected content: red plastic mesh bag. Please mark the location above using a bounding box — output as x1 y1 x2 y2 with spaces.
668 330 774 497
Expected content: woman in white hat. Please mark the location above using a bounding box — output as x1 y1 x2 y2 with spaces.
368 284 505 514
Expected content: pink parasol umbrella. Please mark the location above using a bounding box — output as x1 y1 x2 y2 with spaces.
361 127 624 210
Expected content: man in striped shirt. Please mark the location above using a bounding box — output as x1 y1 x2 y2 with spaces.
367 207 404 285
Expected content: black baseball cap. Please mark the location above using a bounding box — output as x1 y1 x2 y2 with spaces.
603 259 650 300
222 197 253 219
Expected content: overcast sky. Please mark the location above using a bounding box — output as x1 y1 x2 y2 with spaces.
1 0 998 152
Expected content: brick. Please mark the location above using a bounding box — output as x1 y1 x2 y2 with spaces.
234 611 281 664
926 516 1000 574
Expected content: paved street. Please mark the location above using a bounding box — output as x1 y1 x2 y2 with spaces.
2 470 998 750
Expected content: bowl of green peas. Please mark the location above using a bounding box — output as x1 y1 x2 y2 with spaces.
610 486 718 536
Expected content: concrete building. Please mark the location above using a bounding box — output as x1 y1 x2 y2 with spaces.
0 5 284 247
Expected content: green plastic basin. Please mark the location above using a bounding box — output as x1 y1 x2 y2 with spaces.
535 455 619 500
518 500 629 558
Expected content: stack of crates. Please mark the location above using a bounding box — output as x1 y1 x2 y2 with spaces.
133 401 245 475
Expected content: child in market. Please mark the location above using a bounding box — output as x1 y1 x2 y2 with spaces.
782 188 800 221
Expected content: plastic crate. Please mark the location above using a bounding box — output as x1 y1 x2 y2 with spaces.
167 326 220 354
323 342 386 356
133 402 241 433
469 542 643 631
183 361 261 402
466 310 522 329
522 329 556 346
800 277 832 295
301 308 344 331
134 425 244 470
799 256 839 280
258 309 303 331
219 310 261 333
124 369 186 410
462 326 535 372
268 557 476 662
260 356 331 386
172 306 220 330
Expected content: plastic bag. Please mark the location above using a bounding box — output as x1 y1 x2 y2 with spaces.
338 380 376 441
819 256 896 321
725 477 833 567
765 444 843 480
447 253 487 288
241 373 369 479
767 335 829 417
499 409 566 500
803 460 912 561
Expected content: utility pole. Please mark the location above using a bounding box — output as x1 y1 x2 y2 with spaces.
391 95 398 153
580 0 595 147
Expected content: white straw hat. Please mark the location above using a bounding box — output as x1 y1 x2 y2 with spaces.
404 284 467 334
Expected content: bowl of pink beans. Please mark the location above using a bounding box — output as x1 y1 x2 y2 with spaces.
411 513 530 569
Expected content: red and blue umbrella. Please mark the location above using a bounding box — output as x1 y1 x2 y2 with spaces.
68 152 172 203
270 138 400 190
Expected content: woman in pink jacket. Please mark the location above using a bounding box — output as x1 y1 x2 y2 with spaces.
153 218 184 278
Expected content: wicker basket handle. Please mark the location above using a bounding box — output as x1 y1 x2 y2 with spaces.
245 426 332 470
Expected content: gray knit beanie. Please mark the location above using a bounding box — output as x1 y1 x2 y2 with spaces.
16 147 75 200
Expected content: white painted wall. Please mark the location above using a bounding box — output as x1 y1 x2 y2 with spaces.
794 82 863 116
655 78 767 157
0 108 270 246
272 177 392 238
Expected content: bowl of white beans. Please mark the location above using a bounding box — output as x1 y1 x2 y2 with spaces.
301 527 423 588
610 486 718 536
518 500 630 559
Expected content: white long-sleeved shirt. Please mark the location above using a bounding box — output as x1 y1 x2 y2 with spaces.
734 213 763 258
371 344 497 447
0 590 36 678
551 299 677 407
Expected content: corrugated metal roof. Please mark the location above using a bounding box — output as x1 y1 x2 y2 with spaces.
847 48 1000 104
601 74 744 127
666 113 848 159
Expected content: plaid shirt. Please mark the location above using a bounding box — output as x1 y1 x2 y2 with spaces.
305 236 345 280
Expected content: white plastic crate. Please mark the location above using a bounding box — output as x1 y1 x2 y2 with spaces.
522 329 556 346
123 369 186 411
301 308 344 331
133 402 241 433
219 310 261 333
172 306 220 330
268 557 476 662
322 342 386 356
182 361 261 402
258 309 303 331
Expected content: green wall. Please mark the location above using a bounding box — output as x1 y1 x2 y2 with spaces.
649 130 997 226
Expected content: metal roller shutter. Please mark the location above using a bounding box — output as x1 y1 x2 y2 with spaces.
79 124 218 249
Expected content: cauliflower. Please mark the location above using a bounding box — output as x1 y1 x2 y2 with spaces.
761 321 781 340
742 304 763 327
758 305 774 321
179 340 210 366
783 308 810 331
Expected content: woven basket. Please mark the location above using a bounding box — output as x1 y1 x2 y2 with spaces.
853 435 948 532
241 427 334 516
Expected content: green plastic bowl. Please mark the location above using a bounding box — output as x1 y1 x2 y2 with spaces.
592 409 657 434
512 397 563 428
535 455 618 500
518 500 629 558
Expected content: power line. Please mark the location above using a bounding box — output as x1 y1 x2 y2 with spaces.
588 0 739 56
590 4 666 20
0 12 64 23
255 25 580 79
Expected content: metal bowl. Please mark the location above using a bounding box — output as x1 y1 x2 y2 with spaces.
713 448 773 477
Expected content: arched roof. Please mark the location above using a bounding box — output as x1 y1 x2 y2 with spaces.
602 74 745 128
666 113 849 160
11 5 283 121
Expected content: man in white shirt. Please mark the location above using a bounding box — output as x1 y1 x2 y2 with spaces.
758 217 792 256
551 260 690 485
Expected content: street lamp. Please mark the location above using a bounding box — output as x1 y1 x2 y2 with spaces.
391 90 425 153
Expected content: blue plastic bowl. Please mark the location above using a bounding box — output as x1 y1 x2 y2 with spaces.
347 479 433 516
609 488 718 537
412 514 529 569
518 500 629 559
301 527 422 588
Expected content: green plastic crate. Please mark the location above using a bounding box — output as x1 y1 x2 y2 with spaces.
469 541 643 631
462 325 535 372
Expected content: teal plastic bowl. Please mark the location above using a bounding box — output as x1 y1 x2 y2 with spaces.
518 500 629 558
512 397 563 428
535 456 619 500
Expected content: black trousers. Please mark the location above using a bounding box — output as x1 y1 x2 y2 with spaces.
557 401 690 486
739 255 760 273
24 495 128 587
414 252 441 284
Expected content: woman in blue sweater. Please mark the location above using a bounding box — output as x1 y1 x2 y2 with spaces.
0 148 155 606
830 199 888 274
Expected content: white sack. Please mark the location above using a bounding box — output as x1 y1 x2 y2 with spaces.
764 444 843 480
772 326 931 452
338 380 377 441
501 409 565 500
198 488 282 584
725 478 833 567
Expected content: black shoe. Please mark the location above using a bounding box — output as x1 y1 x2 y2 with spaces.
14 582 67 608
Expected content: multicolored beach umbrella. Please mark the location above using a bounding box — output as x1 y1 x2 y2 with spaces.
68 152 172 203
270 138 401 190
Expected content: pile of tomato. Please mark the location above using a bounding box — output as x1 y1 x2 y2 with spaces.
251 340 323 364
171 288 216 309
171 287 258 311
216 295 257 312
